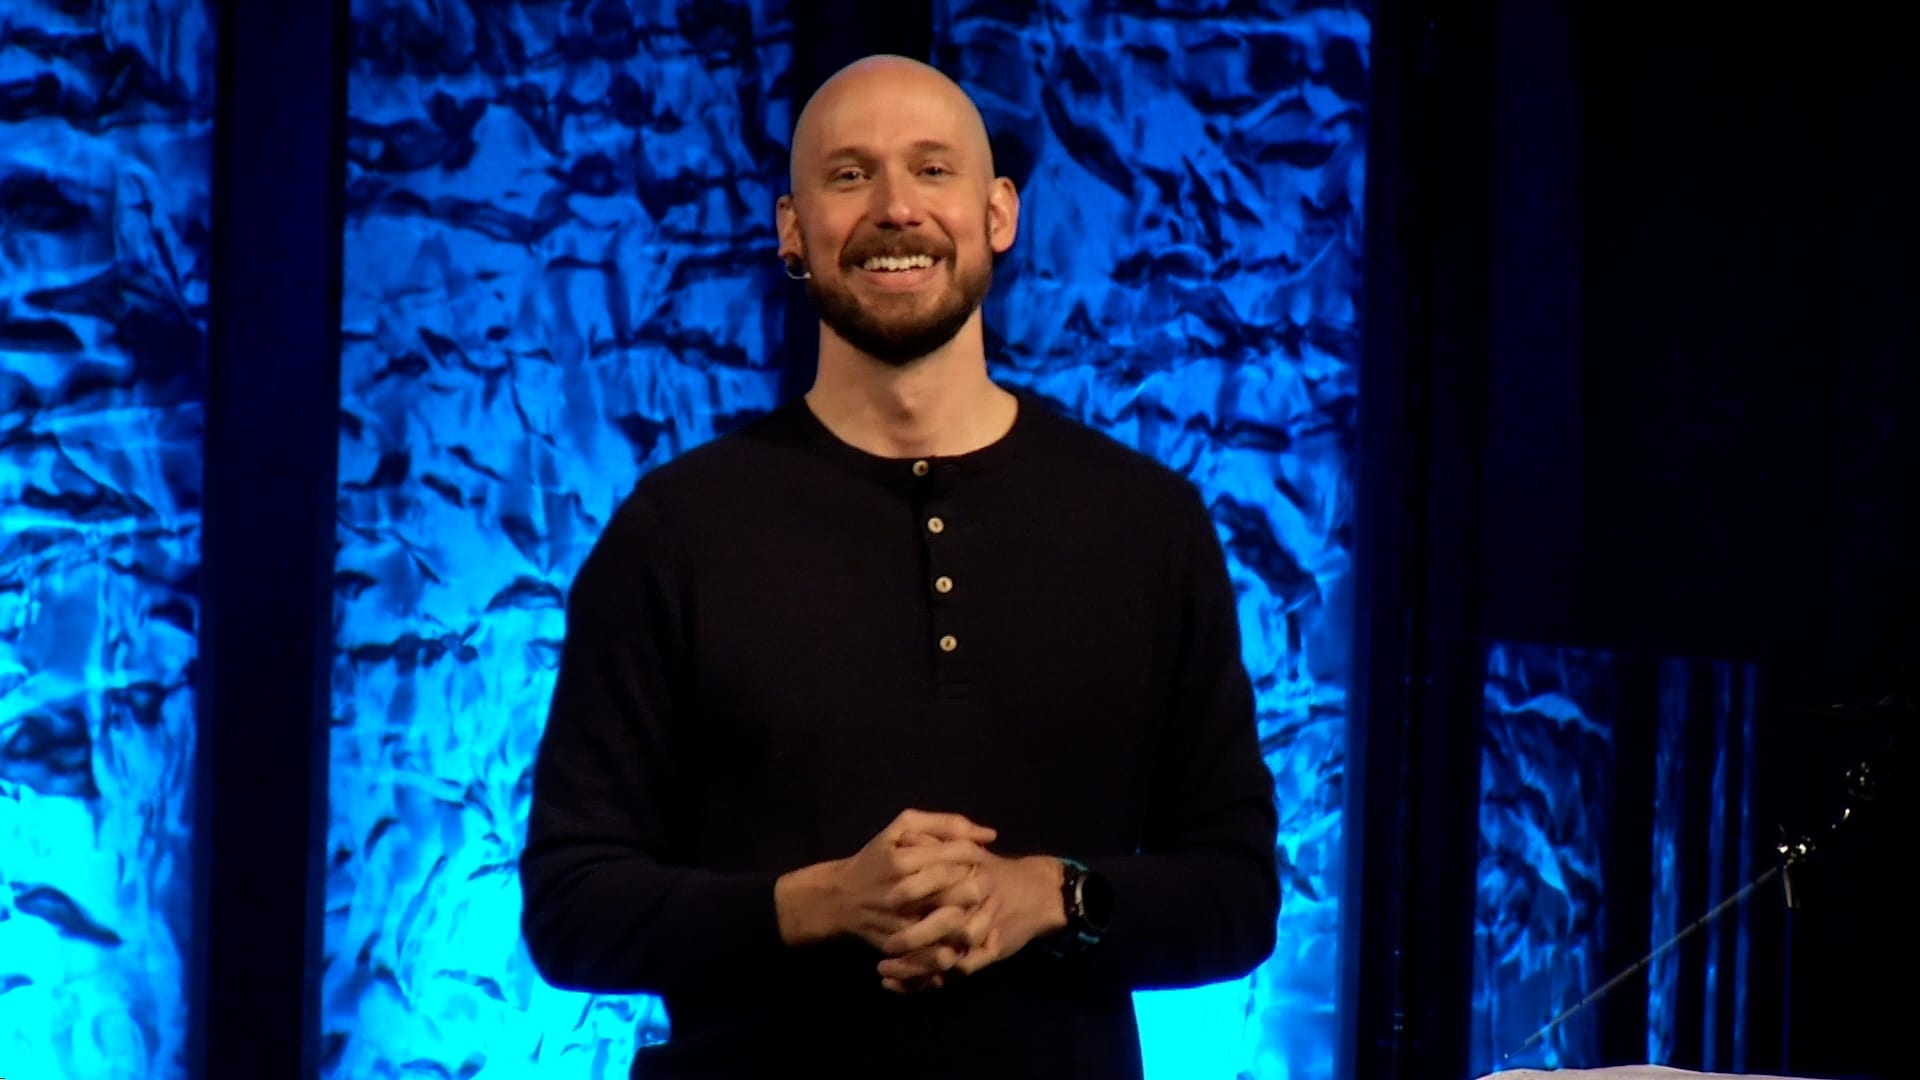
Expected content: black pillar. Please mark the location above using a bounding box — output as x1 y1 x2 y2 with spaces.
195 1 345 1077
1346 0 1494 1076
1599 655 1657 1066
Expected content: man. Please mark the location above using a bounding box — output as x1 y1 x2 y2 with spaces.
519 55 1279 1077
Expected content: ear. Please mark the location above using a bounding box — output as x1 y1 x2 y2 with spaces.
986 177 1020 255
776 193 804 261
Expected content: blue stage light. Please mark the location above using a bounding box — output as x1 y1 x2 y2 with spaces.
1472 643 1615 1071
329 2 1360 1075
329 3 793 1075
0 3 214 1077
935 5 1365 1076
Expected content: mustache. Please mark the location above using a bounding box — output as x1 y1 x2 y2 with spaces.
842 234 952 264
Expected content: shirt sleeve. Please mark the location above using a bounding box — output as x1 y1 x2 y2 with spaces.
518 490 789 996
1078 486 1282 990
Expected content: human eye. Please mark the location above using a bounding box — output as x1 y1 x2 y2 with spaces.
828 165 865 183
920 163 953 178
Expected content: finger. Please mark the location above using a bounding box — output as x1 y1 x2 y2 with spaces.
857 909 913 945
883 908 969 956
881 974 944 994
883 906 972 956
953 926 1004 976
952 899 1005 977
961 893 1001 949
878 945 960 980
888 839 992 877
890 809 997 845
877 950 935 980
885 861 975 909
921 870 991 912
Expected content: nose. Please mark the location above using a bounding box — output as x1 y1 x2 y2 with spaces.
870 168 924 228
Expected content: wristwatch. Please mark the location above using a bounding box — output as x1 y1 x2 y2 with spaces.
1045 857 1113 956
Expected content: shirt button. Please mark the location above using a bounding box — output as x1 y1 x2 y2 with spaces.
938 634 959 653
912 460 930 477
926 516 945 535
934 575 954 594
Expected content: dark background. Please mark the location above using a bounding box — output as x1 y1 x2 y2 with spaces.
1351 1 1917 1078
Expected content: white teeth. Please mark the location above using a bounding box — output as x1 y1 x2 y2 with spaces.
861 254 935 272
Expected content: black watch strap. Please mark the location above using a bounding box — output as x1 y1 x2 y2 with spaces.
1045 857 1112 957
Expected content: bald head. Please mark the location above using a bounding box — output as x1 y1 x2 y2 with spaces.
774 54 1020 369
789 55 996 192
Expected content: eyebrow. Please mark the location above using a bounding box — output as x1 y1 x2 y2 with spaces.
819 140 961 163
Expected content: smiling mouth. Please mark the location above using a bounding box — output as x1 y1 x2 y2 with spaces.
857 253 938 273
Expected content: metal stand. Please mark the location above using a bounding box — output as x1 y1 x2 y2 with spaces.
1500 756 1884 1064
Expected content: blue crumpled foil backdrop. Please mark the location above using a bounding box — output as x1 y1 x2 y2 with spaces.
331 2 1360 1077
1472 643 1615 1071
936 4 1364 1077
1474 647 1761 1073
0 2 212 1077
329 2 791 1076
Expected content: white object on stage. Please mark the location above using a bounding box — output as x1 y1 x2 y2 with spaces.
1482 1060 1812 1068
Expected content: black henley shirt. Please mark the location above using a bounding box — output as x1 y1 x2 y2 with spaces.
520 393 1280 1077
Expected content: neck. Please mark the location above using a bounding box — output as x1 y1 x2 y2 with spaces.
805 315 1017 458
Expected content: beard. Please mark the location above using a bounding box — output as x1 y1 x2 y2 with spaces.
803 230 994 368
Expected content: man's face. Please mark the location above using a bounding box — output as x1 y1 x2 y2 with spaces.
778 69 1017 367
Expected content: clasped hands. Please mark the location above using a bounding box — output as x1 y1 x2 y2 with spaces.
775 809 1066 993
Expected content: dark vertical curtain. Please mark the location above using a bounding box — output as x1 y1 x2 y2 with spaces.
198 1 346 1078
1353 2 1919 1079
